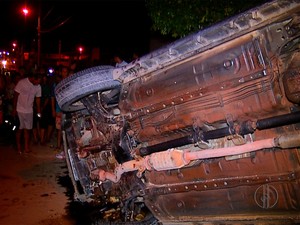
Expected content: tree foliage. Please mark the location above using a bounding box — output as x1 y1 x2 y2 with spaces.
145 0 267 38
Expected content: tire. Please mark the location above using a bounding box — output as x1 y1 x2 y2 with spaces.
55 65 121 112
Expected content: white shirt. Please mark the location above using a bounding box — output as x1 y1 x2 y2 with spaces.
115 60 128 68
14 78 42 113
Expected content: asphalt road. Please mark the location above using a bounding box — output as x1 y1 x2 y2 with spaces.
0 133 76 225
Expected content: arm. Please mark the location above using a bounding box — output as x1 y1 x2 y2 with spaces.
51 97 56 118
12 91 19 117
35 97 41 115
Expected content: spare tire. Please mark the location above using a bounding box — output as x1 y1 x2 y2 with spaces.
54 65 121 112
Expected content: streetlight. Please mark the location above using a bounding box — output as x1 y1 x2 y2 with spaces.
78 46 84 60
20 7 29 66
22 7 29 16
19 5 70 68
78 47 83 54
20 5 41 67
12 42 17 53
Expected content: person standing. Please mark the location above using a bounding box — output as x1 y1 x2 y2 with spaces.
52 66 70 159
13 73 42 154
39 74 55 145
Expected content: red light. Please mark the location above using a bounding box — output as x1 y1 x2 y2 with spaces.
78 47 83 53
22 8 29 16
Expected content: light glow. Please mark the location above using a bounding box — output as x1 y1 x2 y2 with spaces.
2 60 7 68
22 8 29 16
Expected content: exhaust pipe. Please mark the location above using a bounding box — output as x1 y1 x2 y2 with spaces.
98 133 300 183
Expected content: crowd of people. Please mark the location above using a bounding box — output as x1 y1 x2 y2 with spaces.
0 52 135 159
0 64 72 159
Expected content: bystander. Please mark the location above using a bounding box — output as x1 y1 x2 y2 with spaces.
13 73 42 154
52 66 70 159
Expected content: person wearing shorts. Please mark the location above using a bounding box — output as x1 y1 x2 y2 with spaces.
13 73 42 154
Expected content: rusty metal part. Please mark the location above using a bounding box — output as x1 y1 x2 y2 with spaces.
97 133 300 183
139 111 300 156
144 148 300 224
282 53 300 104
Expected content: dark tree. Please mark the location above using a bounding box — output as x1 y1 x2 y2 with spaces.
146 0 268 38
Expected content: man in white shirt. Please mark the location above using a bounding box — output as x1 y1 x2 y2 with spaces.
13 73 42 154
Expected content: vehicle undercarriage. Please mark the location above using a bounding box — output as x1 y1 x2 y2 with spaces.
55 0 300 224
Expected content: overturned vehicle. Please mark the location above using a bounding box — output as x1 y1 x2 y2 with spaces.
55 0 300 224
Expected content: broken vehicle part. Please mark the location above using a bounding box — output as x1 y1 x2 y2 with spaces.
55 0 300 224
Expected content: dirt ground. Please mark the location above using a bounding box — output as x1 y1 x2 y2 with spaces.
0 139 77 225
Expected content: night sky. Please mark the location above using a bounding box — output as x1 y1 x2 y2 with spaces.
0 0 152 60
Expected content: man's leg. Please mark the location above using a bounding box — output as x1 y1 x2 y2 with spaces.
46 124 54 143
16 129 22 154
32 115 39 144
24 129 31 153
40 128 45 145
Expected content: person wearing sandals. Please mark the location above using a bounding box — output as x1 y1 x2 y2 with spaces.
13 72 42 154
